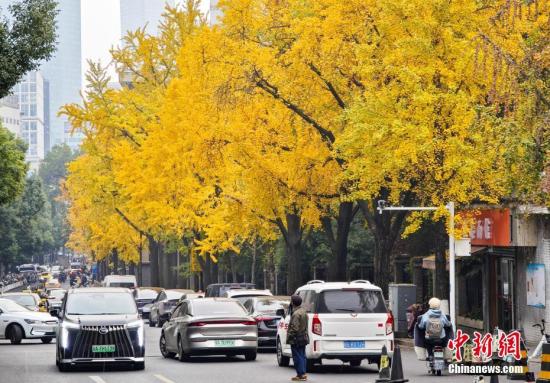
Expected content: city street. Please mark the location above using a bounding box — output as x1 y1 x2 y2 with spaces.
0 323 476 383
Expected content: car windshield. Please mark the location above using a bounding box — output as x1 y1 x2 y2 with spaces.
193 301 247 316
4 295 36 306
136 289 159 299
317 290 387 314
109 282 135 288
255 300 286 314
19 266 35 272
66 292 137 315
0 299 30 312
49 290 65 299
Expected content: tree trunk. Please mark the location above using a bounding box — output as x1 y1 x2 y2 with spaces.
434 249 448 299
230 253 237 282
112 249 119 274
128 262 135 276
147 236 160 287
359 193 412 296
322 202 355 281
251 242 257 285
283 213 303 295
159 243 169 288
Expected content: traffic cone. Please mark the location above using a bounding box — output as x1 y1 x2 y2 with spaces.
375 345 391 382
536 343 550 382
388 345 409 383
508 338 530 380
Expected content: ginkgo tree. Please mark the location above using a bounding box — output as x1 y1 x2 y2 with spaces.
62 0 545 293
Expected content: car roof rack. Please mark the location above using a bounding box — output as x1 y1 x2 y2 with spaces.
307 280 325 285
350 279 371 284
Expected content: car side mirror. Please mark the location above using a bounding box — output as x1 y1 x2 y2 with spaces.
50 309 59 318
276 308 286 318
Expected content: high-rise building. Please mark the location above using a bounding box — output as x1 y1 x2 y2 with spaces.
40 0 82 151
14 71 47 172
120 0 175 37
0 94 21 136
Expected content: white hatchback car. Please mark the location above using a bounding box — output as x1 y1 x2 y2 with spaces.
276 280 394 370
0 298 58 344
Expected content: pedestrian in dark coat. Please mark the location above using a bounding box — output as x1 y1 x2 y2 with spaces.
287 295 309 381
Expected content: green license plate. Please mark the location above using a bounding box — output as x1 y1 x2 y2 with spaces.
92 344 116 353
214 340 235 347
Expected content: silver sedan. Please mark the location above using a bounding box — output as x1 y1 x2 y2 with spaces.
160 298 258 361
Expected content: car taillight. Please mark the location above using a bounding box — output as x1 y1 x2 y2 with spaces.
386 312 393 335
190 320 256 326
312 314 322 336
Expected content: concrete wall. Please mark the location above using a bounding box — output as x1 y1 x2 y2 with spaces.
516 216 550 345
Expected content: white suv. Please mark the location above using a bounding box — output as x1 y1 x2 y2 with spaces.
276 280 394 370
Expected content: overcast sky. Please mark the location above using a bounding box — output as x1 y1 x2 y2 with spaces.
81 0 210 85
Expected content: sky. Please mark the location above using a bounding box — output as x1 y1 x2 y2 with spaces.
81 0 211 85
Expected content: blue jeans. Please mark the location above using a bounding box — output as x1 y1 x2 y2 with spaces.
291 345 307 376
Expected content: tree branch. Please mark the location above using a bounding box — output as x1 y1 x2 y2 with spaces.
308 62 347 109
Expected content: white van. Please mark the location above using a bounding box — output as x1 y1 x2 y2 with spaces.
276 280 394 370
102 275 137 289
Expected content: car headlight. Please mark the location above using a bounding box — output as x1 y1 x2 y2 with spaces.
127 320 144 347
61 321 80 349
24 319 38 324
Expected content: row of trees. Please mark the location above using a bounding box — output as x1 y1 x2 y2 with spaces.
63 0 549 294
0 144 76 273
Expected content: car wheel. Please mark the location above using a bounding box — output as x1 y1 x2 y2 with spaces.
177 336 189 362
58 362 71 372
350 360 361 367
244 351 257 361
159 333 176 359
276 339 290 367
41 337 53 344
8 324 24 344
134 361 145 370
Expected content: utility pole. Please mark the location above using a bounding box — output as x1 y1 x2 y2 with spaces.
377 200 456 331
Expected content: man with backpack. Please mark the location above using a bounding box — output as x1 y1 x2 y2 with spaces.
418 297 451 357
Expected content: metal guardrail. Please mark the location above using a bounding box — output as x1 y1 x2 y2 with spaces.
0 281 23 294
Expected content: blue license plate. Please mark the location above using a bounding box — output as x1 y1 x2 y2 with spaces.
344 341 365 349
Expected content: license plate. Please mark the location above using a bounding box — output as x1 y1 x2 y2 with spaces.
344 341 365 349
92 345 116 353
434 351 444 358
214 340 235 347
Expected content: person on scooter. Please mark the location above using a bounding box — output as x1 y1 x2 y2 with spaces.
417 297 451 358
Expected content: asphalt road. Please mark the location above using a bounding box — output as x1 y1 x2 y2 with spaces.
0 321 482 383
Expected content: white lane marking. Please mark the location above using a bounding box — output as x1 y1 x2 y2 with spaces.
89 376 108 383
154 374 176 383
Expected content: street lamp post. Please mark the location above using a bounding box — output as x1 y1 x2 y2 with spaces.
377 200 456 331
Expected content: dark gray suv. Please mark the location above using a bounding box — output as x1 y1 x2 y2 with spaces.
54 287 145 371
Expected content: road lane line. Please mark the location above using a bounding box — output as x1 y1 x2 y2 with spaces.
89 376 108 383
154 374 176 383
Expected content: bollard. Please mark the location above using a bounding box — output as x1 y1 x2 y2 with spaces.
375 345 391 382
536 343 550 382
490 374 499 383
387 345 408 383
508 338 530 381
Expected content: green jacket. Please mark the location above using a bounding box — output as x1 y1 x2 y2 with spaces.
286 306 308 345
